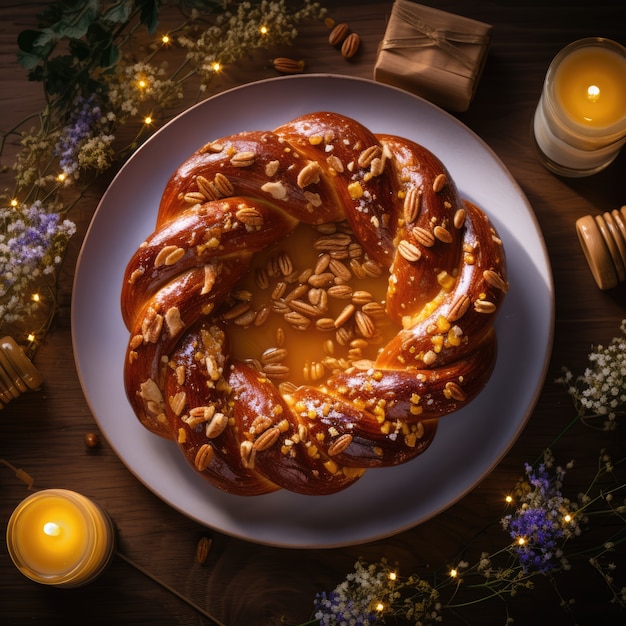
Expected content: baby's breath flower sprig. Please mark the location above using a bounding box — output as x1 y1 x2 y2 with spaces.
311 558 442 626
556 319 626 432
0 199 76 354
1 0 327 352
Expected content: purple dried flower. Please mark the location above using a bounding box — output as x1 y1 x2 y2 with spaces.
502 463 578 574
313 590 377 626
53 95 103 175
507 506 564 573
1 200 75 322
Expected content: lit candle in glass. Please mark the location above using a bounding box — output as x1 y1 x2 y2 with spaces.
532 37 626 177
6 489 115 587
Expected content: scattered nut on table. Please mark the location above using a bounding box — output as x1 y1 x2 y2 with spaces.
84 432 100 448
329 22 349 47
196 536 212 564
272 57 305 74
341 32 361 59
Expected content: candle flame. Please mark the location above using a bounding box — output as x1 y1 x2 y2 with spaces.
586 85 601 103
43 522 61 537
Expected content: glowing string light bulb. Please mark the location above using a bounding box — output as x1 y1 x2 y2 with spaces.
260 25 269 35
144 116 153 125
449 568 458 578
211 61 222 72
161 34 170 44
31 293 40 303
10 198 18 207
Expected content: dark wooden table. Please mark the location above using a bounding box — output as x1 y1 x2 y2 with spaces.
1 1 626 624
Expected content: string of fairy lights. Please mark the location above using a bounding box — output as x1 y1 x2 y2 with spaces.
4 24 267 354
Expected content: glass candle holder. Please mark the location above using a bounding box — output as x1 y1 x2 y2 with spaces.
532 38 626 177
6 489 115 587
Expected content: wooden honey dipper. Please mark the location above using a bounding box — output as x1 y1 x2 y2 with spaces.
0 337 43 409
576 206 626 290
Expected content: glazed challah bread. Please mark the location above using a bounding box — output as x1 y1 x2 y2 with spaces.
121 111 507 496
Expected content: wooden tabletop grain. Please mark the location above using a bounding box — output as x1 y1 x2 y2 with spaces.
1 1 626 625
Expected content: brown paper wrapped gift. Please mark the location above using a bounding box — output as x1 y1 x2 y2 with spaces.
374 0 492 112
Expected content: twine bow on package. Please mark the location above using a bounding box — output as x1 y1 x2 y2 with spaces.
374 0 492 112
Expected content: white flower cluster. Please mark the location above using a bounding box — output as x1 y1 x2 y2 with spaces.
557 320 626 430
314 558 441 626
105 61 184 121
179 0 324 84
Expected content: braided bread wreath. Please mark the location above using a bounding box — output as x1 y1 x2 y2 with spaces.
121 111 508 497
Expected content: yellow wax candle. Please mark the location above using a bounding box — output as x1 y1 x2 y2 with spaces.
554 45 626 130
13 495 89 575
6 489 115 587
533 38 626 177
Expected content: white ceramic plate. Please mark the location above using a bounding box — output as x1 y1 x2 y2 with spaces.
72 75 554 548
